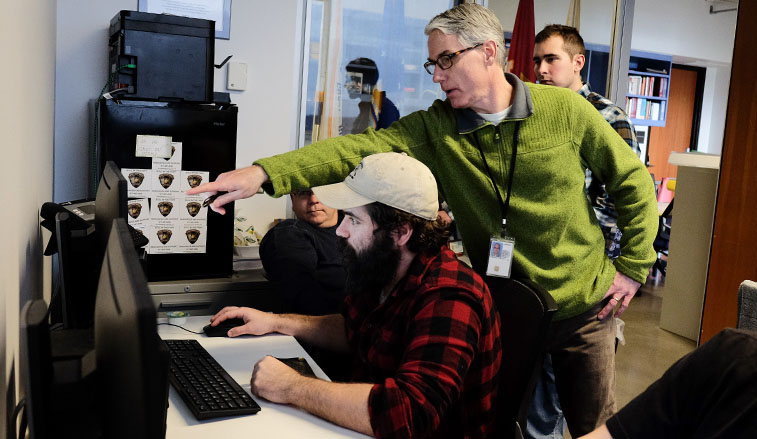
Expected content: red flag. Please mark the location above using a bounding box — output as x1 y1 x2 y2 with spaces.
507 0 536 82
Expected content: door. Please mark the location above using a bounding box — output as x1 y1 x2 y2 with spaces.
647 66 699 179
702 1 757 343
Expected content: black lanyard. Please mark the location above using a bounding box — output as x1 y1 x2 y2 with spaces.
474 121 521 236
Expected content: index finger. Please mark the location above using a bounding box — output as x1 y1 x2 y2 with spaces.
186 180 224 196
210 306 242 324
614 296 633 318
597 301 616 321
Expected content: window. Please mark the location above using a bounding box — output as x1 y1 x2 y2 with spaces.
300 0 454 146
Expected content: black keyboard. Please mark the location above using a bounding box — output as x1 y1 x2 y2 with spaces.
165 339 261 420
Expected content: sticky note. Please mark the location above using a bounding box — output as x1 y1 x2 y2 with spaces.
136 135 173 158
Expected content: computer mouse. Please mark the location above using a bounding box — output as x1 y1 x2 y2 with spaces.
202 317 246 337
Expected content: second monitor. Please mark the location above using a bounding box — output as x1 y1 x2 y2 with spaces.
21 218 170 438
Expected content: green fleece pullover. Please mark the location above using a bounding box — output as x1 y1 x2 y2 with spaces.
256 74 657 320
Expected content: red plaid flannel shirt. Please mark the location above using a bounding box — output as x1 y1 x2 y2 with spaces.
343 247 502 438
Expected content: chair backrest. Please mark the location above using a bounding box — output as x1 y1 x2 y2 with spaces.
737 280 757 331
656 199 674 245
657 177 675 203
485 276 558 439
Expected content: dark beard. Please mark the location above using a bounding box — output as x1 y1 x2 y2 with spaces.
339 229 401 300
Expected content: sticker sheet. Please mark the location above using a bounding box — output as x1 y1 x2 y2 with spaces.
122 168 152 198
127 139 209 254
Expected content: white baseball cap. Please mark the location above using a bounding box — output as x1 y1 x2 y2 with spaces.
312 152 439 220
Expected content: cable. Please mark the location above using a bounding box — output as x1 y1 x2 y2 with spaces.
45 281 62 324
157 322 204 334
12 398 26 439
102 87 128 100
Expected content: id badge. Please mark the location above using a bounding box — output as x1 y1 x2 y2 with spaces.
486 236 515 278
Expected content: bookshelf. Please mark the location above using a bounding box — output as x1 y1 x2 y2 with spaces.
626 51 673 127
581 45 672 127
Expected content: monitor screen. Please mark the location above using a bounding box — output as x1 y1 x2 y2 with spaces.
95 160 128 260
94 218 169 439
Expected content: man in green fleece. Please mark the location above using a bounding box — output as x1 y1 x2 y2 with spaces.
188 4 657 437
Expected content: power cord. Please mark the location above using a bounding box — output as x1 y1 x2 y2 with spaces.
157 322 204 334
45 281 62 326
12 398 26 439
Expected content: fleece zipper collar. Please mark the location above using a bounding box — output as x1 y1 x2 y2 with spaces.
454 72 534 134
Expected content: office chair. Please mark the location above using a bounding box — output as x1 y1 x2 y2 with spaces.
653 199 674 276
737 280 757 331
485 276 557 439
657 177 675 203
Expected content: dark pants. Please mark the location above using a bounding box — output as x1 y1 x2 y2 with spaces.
606 328 757 439
526 300 617 438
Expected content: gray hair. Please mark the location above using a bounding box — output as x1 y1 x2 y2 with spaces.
424 3 506 70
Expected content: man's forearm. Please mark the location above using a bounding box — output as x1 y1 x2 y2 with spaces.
578 424 613 439
289 377 374 436
274 313 349 353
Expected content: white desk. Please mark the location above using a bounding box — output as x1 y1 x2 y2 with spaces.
158 316 368 438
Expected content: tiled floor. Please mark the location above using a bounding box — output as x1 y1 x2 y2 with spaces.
614 277 696 408
563 276 697 438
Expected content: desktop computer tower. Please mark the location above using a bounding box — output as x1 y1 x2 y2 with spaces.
97 99 236 282
108 10 215 103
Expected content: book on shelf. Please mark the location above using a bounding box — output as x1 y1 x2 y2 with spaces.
642 98 648 119
627 75 668 98
626 97 664 121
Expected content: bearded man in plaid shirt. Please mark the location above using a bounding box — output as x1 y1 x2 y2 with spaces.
210 153 502 438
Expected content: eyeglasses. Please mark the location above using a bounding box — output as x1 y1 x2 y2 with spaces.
424 43 483 75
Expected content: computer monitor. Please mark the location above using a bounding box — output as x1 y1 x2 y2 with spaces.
20 300 98 437
19 219 169 438
51 160 126 329
94 218 170 439
95 160 128 259
19 299 53 439
55 210 98 328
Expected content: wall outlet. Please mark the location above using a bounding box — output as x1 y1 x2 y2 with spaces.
227 62 247 91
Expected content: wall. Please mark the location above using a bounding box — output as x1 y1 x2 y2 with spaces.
490 0 736 62
54 0 305 236
489 0 737 155
215 1 305 232
632 0 736 64
490 0 616 45
0 1 56 437
697 64 731 154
